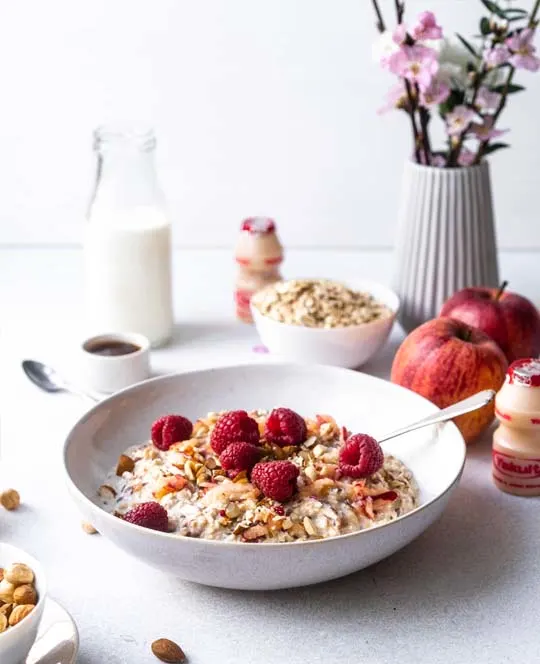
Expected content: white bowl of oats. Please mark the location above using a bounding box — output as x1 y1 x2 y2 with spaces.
63 363 466 590
250 279 399 368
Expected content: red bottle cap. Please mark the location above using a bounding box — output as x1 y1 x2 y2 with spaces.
508 358 540 387
241 217 276 234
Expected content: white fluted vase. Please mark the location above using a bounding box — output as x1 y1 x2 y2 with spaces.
393 160 500 332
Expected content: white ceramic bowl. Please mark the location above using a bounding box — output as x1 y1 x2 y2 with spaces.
251 279 400 368
0 543 47 664
63 363 466 590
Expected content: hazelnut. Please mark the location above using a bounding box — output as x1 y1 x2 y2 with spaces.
9 604 34 626
0 489 20 511
81 521 98 535
0 603 13 619
0 580 15 603
5 563 34 586
13 584 37 605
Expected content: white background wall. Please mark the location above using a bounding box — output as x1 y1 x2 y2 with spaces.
0 0 538 249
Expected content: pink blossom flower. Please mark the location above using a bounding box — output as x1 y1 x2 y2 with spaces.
420 79 450 107
506 28 540 72
470 117 509 141
411 11 443 41
393 24 408 46
378 83 408 114
458 147 476 167
483 43 511 68
476 87 502 113
445 105 479 137
388 45 439 91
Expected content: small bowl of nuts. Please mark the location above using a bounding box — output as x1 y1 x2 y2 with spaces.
251 278 399 368
0 543 47 664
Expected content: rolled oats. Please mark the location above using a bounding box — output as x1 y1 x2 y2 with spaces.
252 279 391 328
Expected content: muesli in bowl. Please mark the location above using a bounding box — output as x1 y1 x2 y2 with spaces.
99 408 418 543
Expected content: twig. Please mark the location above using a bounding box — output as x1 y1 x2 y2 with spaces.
394 0 405 24
371 0 386 33
403 80 422 162
531 0 540 26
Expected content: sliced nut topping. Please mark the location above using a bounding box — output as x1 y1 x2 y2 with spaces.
0 489 20 511
116 454 135 476
98 485 117 500
9 604 34 626
151 637 186 663
303 516 317 536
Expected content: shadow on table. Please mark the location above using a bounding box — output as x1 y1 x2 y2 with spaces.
191 444 522 622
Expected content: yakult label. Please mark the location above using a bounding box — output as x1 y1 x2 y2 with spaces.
492 449 540 491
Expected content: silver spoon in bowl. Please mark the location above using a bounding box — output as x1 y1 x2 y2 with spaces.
22 360 101 402
378 389 495 447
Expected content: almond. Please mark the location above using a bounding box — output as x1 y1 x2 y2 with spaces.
0 489 20 511
13 584 37 605
151 638 186 663
0 614 7 633
116 454 135 476
9 604 34 626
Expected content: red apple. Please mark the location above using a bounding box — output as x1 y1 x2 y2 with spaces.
391 317 507 443
440 282 540 363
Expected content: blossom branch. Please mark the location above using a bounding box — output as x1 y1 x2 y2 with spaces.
371 0 386 33
475 0 540 164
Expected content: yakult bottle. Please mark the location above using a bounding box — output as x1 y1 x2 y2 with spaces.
234 217 283 323
492 358 540 496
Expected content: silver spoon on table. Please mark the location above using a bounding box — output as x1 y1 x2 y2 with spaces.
22 360 101 402
378 389 495 447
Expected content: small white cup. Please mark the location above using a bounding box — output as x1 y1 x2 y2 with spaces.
81 332 151 394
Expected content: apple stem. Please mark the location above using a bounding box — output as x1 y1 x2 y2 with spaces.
495 281 508 301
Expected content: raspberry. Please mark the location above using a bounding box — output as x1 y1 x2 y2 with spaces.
264 408 307 447
339 434 384 478
219 442 261 477
251 461 299 502
123 502 169 532
210 410 260 455
152 415 193 451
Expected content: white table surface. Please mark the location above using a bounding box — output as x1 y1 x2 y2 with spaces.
1 247 539 664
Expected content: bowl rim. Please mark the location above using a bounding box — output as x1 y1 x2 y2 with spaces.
0 543 47 641
250 278 400 332
63 362 466 550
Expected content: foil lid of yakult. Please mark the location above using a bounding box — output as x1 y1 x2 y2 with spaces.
241 217 276 234
507 358 540 387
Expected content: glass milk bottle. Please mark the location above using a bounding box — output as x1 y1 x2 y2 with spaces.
84 127 173 347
